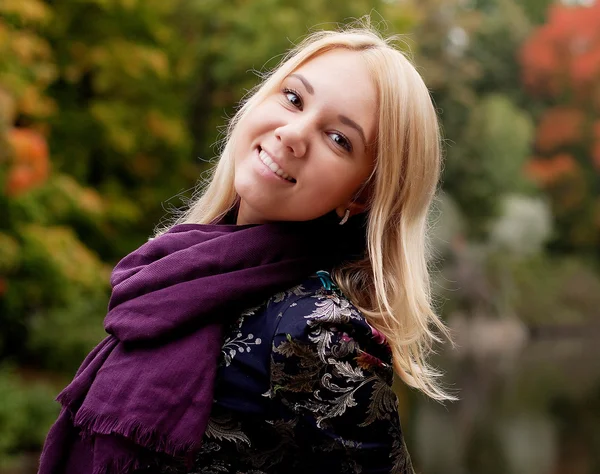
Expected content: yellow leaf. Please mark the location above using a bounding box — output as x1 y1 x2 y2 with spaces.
21 224 110 289
0 0 52 25
0 85 16 125
18 85 56 118
0 232 20 272
146 110 186 145
9 31 52 64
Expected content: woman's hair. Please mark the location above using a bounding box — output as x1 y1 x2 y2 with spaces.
159 22 453 401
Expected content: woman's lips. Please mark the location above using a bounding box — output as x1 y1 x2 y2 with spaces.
257 147 296 183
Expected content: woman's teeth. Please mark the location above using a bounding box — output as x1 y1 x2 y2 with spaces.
259 149 295 182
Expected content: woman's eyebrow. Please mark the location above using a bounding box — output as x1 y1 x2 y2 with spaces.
339 115 366 149
289 73 314 94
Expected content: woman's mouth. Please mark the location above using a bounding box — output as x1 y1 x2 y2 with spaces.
258 147 296 183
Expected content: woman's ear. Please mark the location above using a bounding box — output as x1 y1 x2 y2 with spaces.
351 178 373 216
335 191 371 219
336 176 373 219
335 201 367 219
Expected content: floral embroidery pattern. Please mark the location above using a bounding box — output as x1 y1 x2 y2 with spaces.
272 327 397 429
153 273 412 474
204 414 251 446
270 283 311 304
222 331 262 367
219 301 269 367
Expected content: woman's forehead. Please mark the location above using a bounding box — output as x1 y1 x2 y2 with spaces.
292 48 370 79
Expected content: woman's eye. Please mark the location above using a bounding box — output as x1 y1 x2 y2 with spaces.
283 89 302 109
330 132 352 152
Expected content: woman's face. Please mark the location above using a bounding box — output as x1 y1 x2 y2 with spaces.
233 48 378 225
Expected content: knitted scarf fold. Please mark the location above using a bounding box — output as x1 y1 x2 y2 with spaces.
38 212 366 474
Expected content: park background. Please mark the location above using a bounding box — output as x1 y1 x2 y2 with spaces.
1 0 599 472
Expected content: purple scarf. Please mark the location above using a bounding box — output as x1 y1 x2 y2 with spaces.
38 211 366 474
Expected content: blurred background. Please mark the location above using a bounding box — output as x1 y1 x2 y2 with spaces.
1 0 599 472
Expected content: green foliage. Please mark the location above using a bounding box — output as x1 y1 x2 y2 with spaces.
507 256 600 325
443 94 536 236
439 243 600 326
0 365 59 464
468 0 532 105
27 292 108 373
471 0 553 25
0 222 110 360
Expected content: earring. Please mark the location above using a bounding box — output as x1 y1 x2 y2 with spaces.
339 209 350 225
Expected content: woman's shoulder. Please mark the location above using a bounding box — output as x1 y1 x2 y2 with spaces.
220 270 394 386
269 270 369 328
203 272 412 474
270 270 395 382
263 272 412 473
274 271 390 348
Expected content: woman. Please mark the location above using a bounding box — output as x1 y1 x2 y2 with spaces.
39 24 452 474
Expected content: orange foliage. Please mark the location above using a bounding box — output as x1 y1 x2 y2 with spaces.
527 154 586 214
535 107 586 153
525 153 578 186
130 154 158 179
520 3 600 99
5 127 50 196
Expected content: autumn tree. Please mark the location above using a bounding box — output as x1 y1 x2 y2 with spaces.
520 2 600 254
0 0 112 461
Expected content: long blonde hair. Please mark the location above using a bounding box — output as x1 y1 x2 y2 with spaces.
159 23 453 401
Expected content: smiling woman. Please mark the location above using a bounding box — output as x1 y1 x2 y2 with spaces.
39 21 450 474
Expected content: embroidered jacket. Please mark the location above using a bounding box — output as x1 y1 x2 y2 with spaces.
152 272 413 474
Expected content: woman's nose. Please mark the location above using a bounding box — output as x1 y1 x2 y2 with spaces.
274 120 310 158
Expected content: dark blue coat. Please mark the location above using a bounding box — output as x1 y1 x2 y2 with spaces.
153 271 413 474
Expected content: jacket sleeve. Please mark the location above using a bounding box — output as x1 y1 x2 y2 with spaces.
268 292 414 474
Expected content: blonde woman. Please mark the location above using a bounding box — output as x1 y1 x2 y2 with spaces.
39 24 450 474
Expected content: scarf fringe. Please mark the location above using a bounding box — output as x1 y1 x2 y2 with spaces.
56 387 78 411
55 360 202 460
72 405 202 457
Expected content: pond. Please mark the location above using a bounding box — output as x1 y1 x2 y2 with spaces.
406 318 600 474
